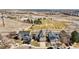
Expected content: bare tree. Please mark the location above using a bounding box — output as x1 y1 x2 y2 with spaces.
0 34 2 40
1 13 5 27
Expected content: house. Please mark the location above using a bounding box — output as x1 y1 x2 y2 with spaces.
47 32 59 42
20 17 29 22
18 31 31 44
59 30 71 46
47 31 60 47
32 30 46 42
32 30 47 47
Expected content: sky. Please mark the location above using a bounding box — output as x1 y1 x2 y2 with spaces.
0 0 79 9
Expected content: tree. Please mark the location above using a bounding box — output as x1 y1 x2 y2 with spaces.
1 13 5 27
27 19 30 23
30 19 33 24
71 31 79 44
0 34 2 40
34 18 42 24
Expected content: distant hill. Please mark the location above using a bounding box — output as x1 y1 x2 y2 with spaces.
0 9 79 13
0 9 79 16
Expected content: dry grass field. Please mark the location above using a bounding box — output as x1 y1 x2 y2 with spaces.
0 18 32 33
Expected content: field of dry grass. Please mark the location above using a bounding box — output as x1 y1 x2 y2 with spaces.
0 18 32 33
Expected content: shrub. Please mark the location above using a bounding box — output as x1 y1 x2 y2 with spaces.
31 40 40 47
71 31 79 43
34 18 42 24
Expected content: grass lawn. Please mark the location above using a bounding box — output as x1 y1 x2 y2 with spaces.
28 19 68 32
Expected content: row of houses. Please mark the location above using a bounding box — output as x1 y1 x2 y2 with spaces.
61 10 79 16
8 29 72 48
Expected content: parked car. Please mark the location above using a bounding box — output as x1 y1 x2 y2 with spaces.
47 47 53 49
